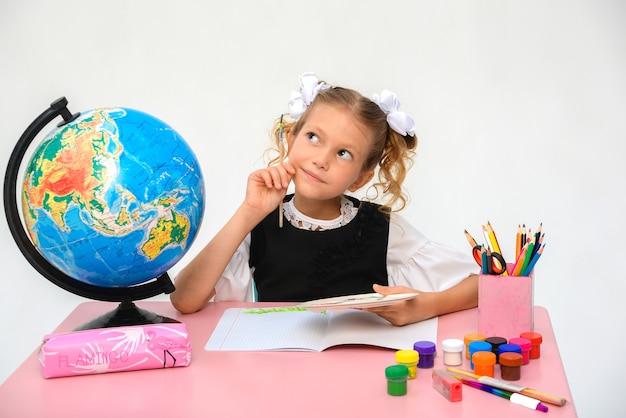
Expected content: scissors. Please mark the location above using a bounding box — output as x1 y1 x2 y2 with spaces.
472 245 507 275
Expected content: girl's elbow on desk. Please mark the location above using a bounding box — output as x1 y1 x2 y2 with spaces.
170 288 215 314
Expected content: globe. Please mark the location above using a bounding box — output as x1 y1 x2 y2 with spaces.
20 106 204 288
4 98 204 328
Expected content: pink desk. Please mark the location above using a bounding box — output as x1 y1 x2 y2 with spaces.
0 302 577 417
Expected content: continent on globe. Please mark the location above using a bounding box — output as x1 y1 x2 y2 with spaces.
21 107 204 288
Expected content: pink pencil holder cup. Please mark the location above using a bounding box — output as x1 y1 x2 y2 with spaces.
478 265 533 340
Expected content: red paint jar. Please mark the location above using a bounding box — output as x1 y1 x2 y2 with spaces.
520 332 543 359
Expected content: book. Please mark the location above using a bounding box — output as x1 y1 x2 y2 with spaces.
298 292 419 312
204 307 437 352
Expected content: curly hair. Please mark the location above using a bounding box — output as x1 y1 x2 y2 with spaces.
267 86 417 212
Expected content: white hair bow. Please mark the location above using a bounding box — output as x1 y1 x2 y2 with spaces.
288 72 330 120
372 90 416 137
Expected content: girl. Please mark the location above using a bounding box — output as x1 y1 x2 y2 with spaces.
170 72 478 326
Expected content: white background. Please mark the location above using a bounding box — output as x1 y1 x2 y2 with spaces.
1 1 625 416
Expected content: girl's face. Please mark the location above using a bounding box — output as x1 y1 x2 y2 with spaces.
287 103 375 204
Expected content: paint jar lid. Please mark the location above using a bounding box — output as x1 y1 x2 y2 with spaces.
499 352 523 367
520 332 543 344
485 336 507 348
472 351 496 366
464 333 486 345
386 364 409 379
498 343 522 355
395 349 419 363
468 341 492 354
441 338 464 353
413 340 436 355
508 337 532 350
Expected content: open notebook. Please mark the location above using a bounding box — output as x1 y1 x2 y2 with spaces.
205 307 437 352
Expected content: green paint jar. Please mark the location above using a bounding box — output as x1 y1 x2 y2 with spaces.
385 365 409 396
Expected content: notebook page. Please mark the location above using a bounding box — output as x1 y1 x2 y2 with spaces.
205 308 329 351
320 309 438 350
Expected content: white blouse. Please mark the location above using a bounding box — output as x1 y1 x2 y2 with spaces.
214 197 478 301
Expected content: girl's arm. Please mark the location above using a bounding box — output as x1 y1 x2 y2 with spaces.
170 164 295 314
366 274 478 326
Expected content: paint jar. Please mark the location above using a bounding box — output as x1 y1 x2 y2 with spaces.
472 351 496 377
498 343 522 361
395 349 419 379
385 365 409 396
441 339 464 366
468 341 492 369
485 336 507 363
508 337 532 365
499 352 523 381
464 333 486 359
520 332 543 359
414 341 436 369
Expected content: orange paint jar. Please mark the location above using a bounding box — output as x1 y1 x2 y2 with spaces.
472 351 496 378
464 333 486 359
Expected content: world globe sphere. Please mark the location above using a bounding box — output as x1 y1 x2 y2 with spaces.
20 106 205 289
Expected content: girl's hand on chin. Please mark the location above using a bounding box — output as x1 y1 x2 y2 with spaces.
245 163 296 213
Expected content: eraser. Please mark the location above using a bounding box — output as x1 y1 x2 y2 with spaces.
432 369 462 402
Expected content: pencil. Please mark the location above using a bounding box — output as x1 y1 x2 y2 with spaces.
515 224 522 260
486 248 494 275
278 115 284 228
511 243 529 276
521 244 545 277
481 225 492 251
464 229 478 248
519 241 535 276
459 378 548 412
531 223 543 258
486 222 508 276
446 367 567 406
481 246 488 274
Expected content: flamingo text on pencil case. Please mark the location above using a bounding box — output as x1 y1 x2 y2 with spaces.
59 349 132 368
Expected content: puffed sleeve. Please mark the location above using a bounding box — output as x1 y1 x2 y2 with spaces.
214 233 257 302
386 214 479 291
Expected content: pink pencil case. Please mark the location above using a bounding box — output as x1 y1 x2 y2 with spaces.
39 323 192 378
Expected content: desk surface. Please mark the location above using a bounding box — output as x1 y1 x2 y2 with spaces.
0 302 577 418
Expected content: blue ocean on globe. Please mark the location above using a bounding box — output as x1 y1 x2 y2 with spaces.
21 107 205 288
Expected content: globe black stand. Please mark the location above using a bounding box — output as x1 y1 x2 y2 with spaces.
4 97 179 331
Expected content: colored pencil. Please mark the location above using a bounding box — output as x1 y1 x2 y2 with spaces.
519 241 535 276
446 367 567 406
459 378 548 412
481 225 492 251
530 223 542 258
511 243 529 276
464 229 478 248
521 244 545 276
486 222 508 275
515 224 522 260
481 246 488 274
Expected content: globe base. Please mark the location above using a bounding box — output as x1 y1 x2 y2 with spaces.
74 300 179 331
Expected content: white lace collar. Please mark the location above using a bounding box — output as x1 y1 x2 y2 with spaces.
283 196 358 231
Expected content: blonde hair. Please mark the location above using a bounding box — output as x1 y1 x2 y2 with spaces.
268 86 417 212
